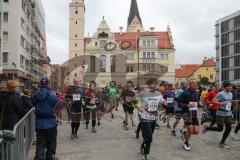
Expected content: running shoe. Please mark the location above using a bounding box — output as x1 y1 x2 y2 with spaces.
71 134 75 140
74 134 79 139
135 130 140 139
142 154 150 160
132 121 136 126
231 133 240 140
140 146 145 155
166 124 171 129
171 130 176 136
219 143 231 149
92 127 97 133
162 117 166 123
155 123 160 129
183 142 191 151
202 125 208 134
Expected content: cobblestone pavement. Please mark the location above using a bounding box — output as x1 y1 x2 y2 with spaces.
29 107 240 160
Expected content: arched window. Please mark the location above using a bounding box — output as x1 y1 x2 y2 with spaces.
100 55 106 72
90 56 96 72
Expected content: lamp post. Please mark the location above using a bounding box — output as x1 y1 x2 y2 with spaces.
137 32 140 86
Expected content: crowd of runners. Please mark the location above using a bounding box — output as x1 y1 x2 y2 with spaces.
1 77 240 160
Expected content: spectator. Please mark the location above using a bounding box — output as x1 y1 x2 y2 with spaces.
0 80 28 130
21 89 35 110
32 77 60 160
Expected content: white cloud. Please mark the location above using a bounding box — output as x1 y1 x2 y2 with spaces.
42 0 240 64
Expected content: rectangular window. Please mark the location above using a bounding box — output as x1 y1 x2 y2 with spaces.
210 74 213 80
234 15 240 28
20 55 24 68
222 70 229 81
4 0 9 2
235 29 240 41
221 20 229 33
160 53 168 60
2 52 8 63
3 12 8 22
221 45 229 57
22 0 26 11
222 58 229 69
100 40 106 48
160 65 168 73
126 53 134 60
235 68 240 80
143 40 146 46
3 32 8 42
130 66 134 72
151 52 155 58
151 64 155 71
147 40 151 46
221 33 229 45
111 56 116 73
235 55 240 67
151 40 155 46
143 52 146 59
143 64 146 71
147 52 151 58
235 42 240 54
20 35 25 48
126 66 134 73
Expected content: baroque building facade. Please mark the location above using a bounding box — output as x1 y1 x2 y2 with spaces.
67 0 175 87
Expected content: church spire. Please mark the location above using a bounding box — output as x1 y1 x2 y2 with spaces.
128 0 142 25
127 0 144 32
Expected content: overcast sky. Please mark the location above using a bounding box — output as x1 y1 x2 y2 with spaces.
41 0 240 65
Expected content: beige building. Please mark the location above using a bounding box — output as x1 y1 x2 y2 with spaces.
67 0 175 86
0 0 50 86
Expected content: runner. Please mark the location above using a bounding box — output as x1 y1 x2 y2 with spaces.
107 81 119 119
232 121 240 140
120 81 136 130
97 87 108 126
85 83 99 133
178 79 200 151
202 81 233 149
171 81 188 137
163 84 175 129
65 78 85 140
204 84 221 127
136 78 166 160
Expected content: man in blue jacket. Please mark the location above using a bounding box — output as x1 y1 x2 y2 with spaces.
32 77 60 160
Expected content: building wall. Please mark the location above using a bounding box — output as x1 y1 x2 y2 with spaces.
192 66 216 82
1 0 48 85
216 11 240 83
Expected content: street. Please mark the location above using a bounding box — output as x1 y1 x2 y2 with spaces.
29 106 240 160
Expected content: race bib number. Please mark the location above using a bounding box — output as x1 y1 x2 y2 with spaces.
167 98 174 103
189 102 198 111
226 103 232 111
90 98 96 104
148 100 158 112
126 96 133 102
73 94 81 101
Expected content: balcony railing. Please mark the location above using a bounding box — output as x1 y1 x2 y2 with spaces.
140 58 157 63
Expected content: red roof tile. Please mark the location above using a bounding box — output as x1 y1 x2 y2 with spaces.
200 59 216 67
114 32 173 50
175 64 200 78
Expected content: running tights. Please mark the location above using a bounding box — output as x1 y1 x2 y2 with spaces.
234 123 240 134
206 123 232 144
71 122 80 134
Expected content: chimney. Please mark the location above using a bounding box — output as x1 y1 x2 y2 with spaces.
203 57 208 63
119 27 123 36
150 27 155 32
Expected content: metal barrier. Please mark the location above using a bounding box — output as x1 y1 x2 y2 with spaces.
0 108 35 160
